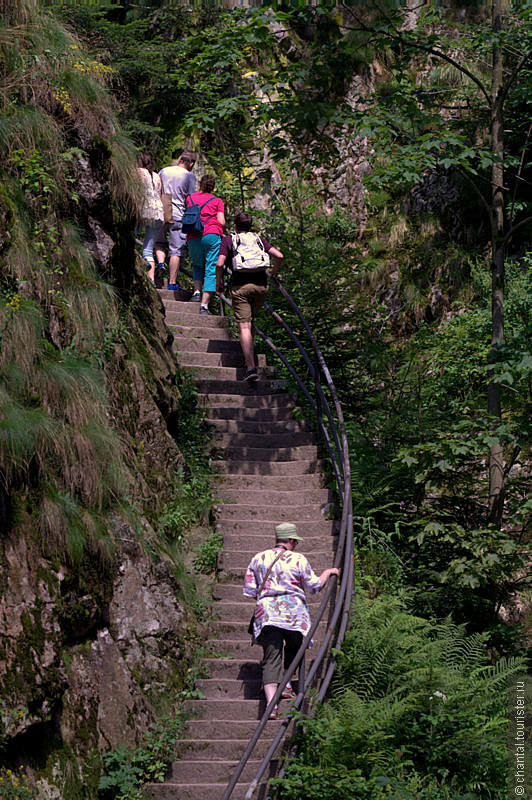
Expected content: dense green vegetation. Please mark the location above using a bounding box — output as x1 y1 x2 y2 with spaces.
2 0 530 797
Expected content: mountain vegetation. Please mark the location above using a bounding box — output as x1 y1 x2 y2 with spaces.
1 1 530 798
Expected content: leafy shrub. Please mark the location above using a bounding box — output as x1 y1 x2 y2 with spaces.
193 530 223 574
98 714 185 800
0 767 38 800
273 590 524 800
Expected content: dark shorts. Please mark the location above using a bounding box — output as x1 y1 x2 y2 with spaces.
259 625 303 686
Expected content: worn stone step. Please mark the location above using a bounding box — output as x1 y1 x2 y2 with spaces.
216 488 332 509
184 718 282 741
171 325 233 341
214 473 328 490
212 445 318 462
207 405 296 421
184 698 269 721
196 379 287 396
216 502 332 521
196 677 263 700
208 419 311 434
175 737 274 761
157 290 194 302
200 658 262 681
183 364 278 381
144 781 270 800
175 336 241 353
203 393 293 410
212 431 315 448
169 758 278 784
157 288 192 302
166 310 231 328
216 519 335 536
177 351 268 368
219 536 337 556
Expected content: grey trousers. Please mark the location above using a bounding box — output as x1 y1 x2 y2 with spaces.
259 625 303 686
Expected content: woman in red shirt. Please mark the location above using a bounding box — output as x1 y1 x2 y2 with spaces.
186 174 225 314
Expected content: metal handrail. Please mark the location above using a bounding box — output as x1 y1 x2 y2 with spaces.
205 273 354 800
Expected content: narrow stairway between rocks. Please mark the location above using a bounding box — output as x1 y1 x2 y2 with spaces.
146 290 338 800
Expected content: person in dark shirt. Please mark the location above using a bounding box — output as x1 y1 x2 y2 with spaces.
216 212 283 381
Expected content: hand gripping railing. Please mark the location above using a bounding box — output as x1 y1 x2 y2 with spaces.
211 273 354 800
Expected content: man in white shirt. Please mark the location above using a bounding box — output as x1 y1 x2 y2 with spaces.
156 150 196 290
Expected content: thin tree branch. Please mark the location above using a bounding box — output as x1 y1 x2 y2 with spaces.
341 5 492 105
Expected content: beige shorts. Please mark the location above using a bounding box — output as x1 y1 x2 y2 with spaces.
231 283 268 324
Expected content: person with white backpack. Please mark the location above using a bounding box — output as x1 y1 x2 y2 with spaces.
216 212 283 382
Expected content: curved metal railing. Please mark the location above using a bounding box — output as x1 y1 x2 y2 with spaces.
207 272 355 800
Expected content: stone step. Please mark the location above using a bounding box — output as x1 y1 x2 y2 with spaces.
144 781 269 800
216 520 335 536
213 459 321 475
184 718 282 742
184 698 269 721
216 491 333 513
208 405 296 421
215 502 332 521
183 365 278 381
177 351 268 368
174 337 241 353
158 290 195 302
196 677 263 700
214 474 327 490
200 658 262 681
171 325 233 341
166 310 231 328
208 419 311 434
216 484 331 501
203 393 293 410
219 535 337 555
168 759 278 784
212 431 315 448
196 379 287 396
212 445 318 462
175 737 274 761
157 288 192 302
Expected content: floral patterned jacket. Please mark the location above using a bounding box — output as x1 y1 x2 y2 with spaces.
243 546 322 640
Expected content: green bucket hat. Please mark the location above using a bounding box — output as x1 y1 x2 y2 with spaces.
275 522 303 542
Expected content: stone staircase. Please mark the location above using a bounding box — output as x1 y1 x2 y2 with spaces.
145 290 337 800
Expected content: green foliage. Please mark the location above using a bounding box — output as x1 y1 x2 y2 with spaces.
0 767 38 800
193 529 223 575
157 471 213 546
98 674 199 800
274 590 524 800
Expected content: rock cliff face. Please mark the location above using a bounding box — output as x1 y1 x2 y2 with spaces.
0 66 195 795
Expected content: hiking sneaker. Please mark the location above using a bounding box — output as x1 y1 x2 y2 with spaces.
242 367 258 382
281 683 296 700
155 262 167 275
167 283 181 291
189 291 201 302
269 704 279 720
199 305 211 315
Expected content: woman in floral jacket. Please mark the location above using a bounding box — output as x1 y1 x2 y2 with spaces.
243 522 339 718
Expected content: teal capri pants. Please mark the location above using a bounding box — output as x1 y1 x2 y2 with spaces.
187 233 221 293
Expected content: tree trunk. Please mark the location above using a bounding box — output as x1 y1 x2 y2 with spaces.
487 0 506 526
